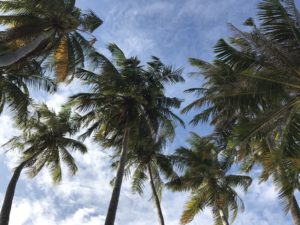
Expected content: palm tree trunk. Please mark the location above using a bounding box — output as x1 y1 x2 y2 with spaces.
104 127 130 225
147 164 165 225
290 195 300 225
0 161 27 225
0 30 54 67
218 208 229 225
266 137 300 225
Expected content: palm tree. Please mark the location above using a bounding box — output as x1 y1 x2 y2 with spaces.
216 0 300 147
68 44 184 225
183 1 300 224
0 104 87 225
168 133 252 225
0 60 56 121
184 0 300 143
240 132 300 225
0 0 102 81
113 123 177 225
185 56 300 225
218 2 300 224
182 57 284 142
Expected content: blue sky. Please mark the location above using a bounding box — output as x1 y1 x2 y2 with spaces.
0 0 299 224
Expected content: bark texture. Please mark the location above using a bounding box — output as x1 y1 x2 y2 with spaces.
104 127 130 225
290 195 300 225
148 164 165 225
0 162 26 225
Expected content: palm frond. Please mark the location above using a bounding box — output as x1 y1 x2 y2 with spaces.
55 35 69 82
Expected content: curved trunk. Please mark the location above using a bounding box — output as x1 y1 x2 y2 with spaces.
266 138 300 225
290 195 300 225
0 161 27 225
218 208 229 225
148 164 165 225
0 30 54 67
104 127 130 225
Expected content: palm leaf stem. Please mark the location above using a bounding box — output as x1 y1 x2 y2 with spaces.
0 30 54 67
148 164 165 225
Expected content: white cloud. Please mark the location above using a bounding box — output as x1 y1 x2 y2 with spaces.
0 0 297 225
1 144 293 225
62 208 105 225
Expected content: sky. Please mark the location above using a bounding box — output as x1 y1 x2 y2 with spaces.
0 0 300 225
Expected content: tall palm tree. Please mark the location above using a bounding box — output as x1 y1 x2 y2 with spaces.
185 54 300 225
68 44 184 225
220 2 300 224
0 104 87 225
183 1 300 224
168 133 252 225
240 132 300 225
0 60 56 121
0 0 102 81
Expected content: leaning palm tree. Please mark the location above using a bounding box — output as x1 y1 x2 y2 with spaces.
168 133 252 225
183 1 300 224
68 44 184 225
239 128 300 225
0 104 87 225
0 60 56 121
0 0 102 81
226 3 300 223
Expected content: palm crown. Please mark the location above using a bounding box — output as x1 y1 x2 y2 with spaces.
6 103 87 182
0 0 102 81
168 133 252 225
183 0 300 224
0 103 87 225
69 44 184 142
0 60 56 121
183 0 300 145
